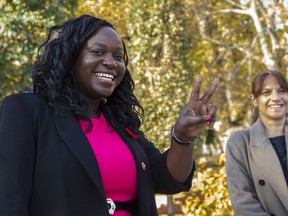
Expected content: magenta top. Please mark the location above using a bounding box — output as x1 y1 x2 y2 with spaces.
79 113 138 216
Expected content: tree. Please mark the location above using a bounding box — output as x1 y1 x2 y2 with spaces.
0 0 77 100
127 0 212 150
183 0 288 131
76 0 129 38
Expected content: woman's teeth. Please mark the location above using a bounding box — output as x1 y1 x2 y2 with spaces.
94 73 114 80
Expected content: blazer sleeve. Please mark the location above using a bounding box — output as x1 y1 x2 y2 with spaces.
226 131 270 216
0 94 35 216
138 131 194 194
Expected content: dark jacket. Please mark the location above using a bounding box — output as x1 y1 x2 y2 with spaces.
0 92 193 216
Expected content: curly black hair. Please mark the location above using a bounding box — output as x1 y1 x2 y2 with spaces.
32 15 144 133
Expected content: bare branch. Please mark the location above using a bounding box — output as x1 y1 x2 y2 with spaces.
223 0 247 10
192 35 262 63
256 0 280 54
210 8 250 16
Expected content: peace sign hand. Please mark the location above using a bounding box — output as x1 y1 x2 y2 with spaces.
173 74 219 142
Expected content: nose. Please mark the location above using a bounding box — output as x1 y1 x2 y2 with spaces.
271 90 281 100
102 57 117 69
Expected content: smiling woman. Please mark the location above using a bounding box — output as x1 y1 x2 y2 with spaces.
226 70 288 215
251 75 288 127
0 15 219 216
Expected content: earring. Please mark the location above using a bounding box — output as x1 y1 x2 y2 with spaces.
101 97 107 104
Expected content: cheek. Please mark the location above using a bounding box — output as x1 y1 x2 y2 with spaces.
284 94 288 101
74 70 84 85
74 62 85 82
116 74 125 87
254 98 268 110
114 71 126 89
118 65 126 79
253 97 264 107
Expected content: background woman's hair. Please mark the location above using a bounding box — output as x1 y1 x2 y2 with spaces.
32 15 144 133
252 69 288 98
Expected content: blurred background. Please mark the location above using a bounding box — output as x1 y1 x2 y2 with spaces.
1 0 288 215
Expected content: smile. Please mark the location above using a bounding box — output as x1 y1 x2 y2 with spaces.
268 104 283 108
94 73 114 81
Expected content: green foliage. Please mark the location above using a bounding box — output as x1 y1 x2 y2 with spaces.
128 0 200 151
0 0 76 100
177 153 233 216
76 0 129 37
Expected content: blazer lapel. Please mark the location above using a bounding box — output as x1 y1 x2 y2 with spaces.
51 104 106 200
115 127 153 215
249 119 288 210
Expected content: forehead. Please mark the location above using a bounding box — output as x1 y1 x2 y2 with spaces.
86 26 123 49
262 75 280 87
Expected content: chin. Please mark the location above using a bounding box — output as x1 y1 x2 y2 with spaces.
271 115 286 121
101 91 114 98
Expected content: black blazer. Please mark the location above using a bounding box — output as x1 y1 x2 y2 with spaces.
0 93 193 216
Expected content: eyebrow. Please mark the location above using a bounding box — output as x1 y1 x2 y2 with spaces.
90 42 124 51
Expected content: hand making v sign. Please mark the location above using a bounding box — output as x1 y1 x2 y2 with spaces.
167 74 219 184
174 74 219 142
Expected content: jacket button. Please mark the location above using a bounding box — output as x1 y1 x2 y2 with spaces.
141 162 146 171
259 179 265 186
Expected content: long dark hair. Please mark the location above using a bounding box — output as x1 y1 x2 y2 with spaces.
32 15 144 133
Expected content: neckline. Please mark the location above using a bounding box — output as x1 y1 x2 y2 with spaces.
90 112 102 120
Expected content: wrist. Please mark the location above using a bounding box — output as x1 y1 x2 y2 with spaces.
171 126 196 145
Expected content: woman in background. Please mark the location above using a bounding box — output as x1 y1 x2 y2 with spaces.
226 70 288 215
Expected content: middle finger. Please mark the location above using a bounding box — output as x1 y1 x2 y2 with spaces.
200 78 219 104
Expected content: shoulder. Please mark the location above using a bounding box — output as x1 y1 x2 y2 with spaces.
2 91 45 102
0 92 51 126
227 128 250 144
1 92 48 112
226 127 251 156
225 128 252 168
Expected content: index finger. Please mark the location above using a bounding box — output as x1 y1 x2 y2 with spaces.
188 74 203 104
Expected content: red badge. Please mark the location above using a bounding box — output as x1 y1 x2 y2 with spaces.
125 128 138 140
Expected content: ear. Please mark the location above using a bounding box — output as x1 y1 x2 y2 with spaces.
251 94 258 107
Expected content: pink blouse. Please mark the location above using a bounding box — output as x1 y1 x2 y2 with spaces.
79 113 138 216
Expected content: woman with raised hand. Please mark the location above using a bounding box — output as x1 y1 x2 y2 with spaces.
0 15 219 216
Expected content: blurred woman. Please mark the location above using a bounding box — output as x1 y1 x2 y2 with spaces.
226 70 288 215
